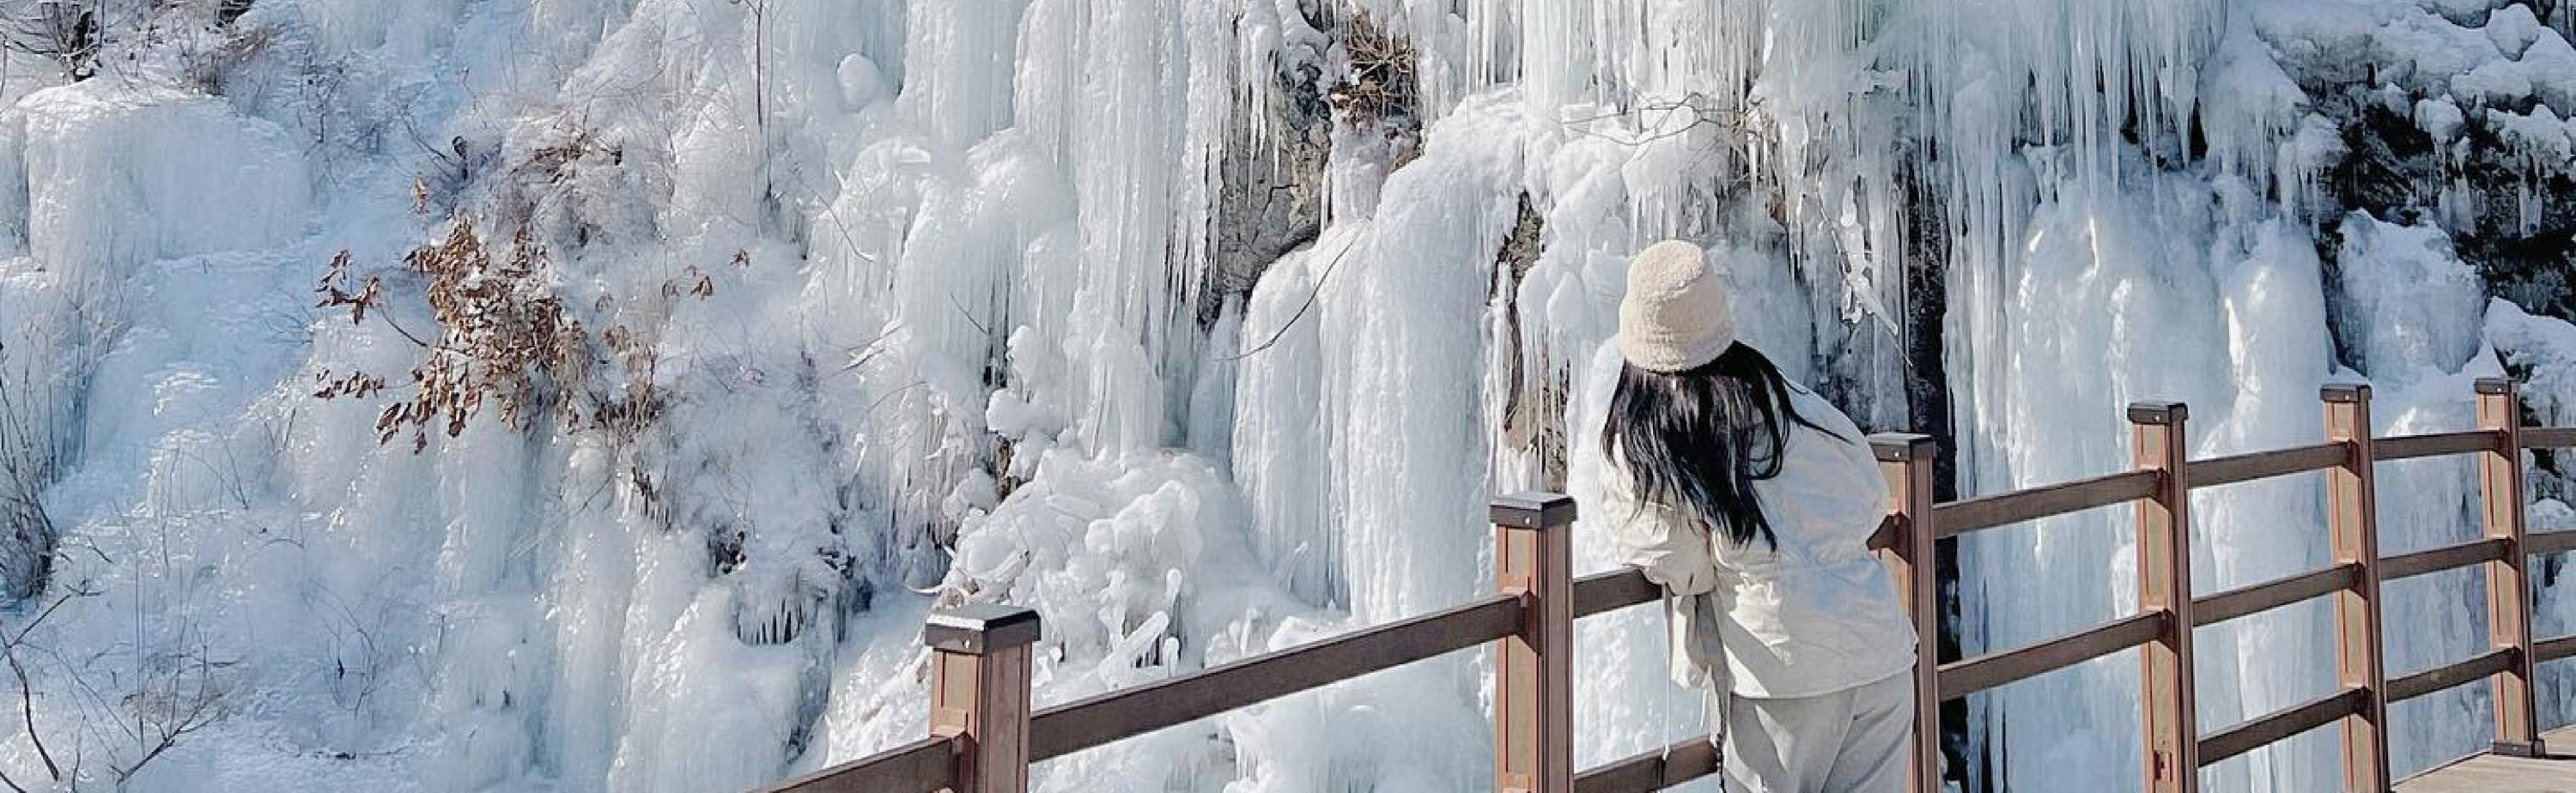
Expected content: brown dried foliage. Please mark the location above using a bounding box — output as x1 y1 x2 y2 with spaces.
315 219 588 452
1327 11 1419 131
313 225 730 453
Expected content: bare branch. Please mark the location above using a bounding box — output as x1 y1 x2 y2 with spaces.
3 633 58 780
1558 94 1747 148
1224 233 1361 361
0 0 99 82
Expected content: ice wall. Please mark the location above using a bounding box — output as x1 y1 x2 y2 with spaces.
0 0 2573 792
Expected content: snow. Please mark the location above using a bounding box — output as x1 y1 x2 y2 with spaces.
3 80 310 277
2417 95 2469 142
2525 32 2576 112
2335 212 2491 380
2491 300 2576 429
1 0 2573 791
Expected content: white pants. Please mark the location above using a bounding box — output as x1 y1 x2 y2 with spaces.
1720 672 1915 793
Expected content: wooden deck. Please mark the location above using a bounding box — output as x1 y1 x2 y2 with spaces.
2398 726 2576 792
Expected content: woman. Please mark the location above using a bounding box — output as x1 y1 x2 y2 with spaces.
1601 240 1918 792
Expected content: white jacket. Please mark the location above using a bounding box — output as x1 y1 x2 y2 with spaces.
1603 381 1917 699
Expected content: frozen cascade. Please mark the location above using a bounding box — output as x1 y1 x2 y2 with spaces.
0 0 2573 791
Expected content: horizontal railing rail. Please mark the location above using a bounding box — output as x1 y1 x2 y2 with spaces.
2187 443 2346 488
1028 593 1524 761
1572 567 1657 619
2389 647 2520 703
1930 469 2160 536
2537 635 2576 663
2381 537 2512 581
2195 563 2358 627
769 377 2576 793
2530 528 2576 556
1573 737 1719 793
1939 612 2166 698
2376 430 2502 461
755 735 956 793
2531 427 2576 449
2197 686 2369 766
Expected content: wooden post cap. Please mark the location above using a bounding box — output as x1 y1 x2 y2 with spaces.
1491 493 1577 529
1870 433 1935 462
2477 378 2516 396
2128 402 2189 425
2321 383 2372 403
924 604 1043 655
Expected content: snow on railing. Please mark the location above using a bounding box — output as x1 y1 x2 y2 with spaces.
756 377 2576 793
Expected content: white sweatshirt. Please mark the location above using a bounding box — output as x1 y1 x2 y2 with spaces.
1603 381 1918 699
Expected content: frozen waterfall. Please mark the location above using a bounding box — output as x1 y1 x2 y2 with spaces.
0 0 2573 791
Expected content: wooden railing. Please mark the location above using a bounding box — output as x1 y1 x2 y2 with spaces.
757 377 2576 793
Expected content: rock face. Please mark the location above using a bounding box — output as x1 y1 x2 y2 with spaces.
1206 5 1330 329
2306 0 2576 315
2330 104 2576 323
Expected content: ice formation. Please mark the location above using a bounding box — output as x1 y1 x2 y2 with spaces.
0 0 2572 791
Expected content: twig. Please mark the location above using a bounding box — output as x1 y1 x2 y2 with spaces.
372 310 436 349
860 381 931 420
1223 233 1361 361
835 324 904 374
1558 95 1746 148
947 292 993 336
3 636 58 780
8 585 97 654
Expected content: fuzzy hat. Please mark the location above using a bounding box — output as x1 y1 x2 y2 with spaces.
1617 240 1735 372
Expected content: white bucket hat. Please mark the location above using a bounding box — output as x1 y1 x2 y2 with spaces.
1617 240 1735 372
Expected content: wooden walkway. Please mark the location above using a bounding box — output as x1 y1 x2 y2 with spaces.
769 379 2576 793
2400 726 2576 792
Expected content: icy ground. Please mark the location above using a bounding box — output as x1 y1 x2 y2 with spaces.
0 0 2573 790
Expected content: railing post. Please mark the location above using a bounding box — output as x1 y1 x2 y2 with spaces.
2323 384 2392 790
1492 493 1575 793
924 604 1042 793
2476 378 2544 756
1872 433 1943 793
2130 403 2200 793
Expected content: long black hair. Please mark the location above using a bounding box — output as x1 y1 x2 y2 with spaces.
1601 343 1841 548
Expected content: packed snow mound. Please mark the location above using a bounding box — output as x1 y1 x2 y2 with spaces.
0 0 2571 792
0 80 309 276
2336 212 2490 379
2489 299 2576 425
